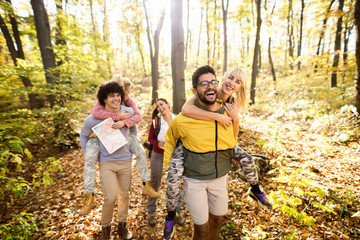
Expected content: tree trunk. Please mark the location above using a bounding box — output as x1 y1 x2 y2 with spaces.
184 0 190 68
55 1 66 67
250 0 262 105
222 0 229 74
0 4 43 109
297 0 304 70
143 0 165 104
343 22 354 66
171 0 185 114
206 2 210 65
330 0 344 88
135 23 147 76
102 0 111 76
355 0 360 114
31 0 58 108
196 6 203 65
287 0 294 70
212 0 217 66
268 37 276 83
314 0 335 72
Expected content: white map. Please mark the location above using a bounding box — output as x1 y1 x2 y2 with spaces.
92 118 128 154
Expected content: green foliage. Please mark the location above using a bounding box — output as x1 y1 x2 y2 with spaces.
0 213 38 239
32 157 62 187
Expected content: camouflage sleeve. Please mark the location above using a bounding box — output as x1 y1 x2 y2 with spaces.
166 142 184 212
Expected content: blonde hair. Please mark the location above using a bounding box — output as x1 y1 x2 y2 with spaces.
110 74 132 91
221 67 248 111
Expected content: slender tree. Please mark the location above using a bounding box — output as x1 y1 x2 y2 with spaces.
196 6 204 65
143 0 165 104
355 0 360 113
250 0 262 104
222 0 229 73
315 0 335 72
287 0 294 70
297 0 304 70
267 2 276 85
330 0 345 88
171 0 185 114
31 0 58 108
184 0 191 68
206 1 210 65
0 1 43 109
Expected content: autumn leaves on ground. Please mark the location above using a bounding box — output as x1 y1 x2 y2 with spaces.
6 97 359 240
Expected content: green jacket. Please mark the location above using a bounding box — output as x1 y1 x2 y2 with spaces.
164 100 236 180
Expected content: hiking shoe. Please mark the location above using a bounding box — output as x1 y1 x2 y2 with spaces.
79 193 96 215
163 215 176 239
248 188 272 210
142 182 160 198
148 212 156 226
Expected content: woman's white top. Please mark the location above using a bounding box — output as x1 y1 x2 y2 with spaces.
154 113 176 149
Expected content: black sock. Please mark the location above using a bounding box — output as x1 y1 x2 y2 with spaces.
250 184 262 194
166 211 176 220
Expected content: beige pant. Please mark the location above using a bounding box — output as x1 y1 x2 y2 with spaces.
183 175 228 225
100 159 132 226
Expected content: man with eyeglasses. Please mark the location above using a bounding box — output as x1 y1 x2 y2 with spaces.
164 65 237 240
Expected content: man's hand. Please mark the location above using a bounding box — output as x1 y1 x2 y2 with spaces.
119 111 131 120
112 121 125 129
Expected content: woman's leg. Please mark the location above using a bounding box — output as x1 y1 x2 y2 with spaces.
234 144 258 186
166 142 185 212
84 137 100 193
146 151 164 213
128 133 151 182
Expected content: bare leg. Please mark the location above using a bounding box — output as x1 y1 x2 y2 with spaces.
208 213 223 240
193 222 209 240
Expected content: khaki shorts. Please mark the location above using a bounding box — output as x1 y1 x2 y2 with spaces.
183 175 228 225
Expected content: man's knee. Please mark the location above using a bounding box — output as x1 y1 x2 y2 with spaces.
209 213 223 226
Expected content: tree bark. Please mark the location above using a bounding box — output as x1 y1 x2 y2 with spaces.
184 0 190 68
171 0 185 114
55 1 67 67
330 0 344 88
355 0 360 114
222 0 229 74
250 0 262 104
287 0 294 70
143 0 165 104
316 0 335 57
135 23 147 76
31 0 57 108
0 2 43 109
268 37 276 83
297 0 304 70
196 6 203 65
206 1 210 65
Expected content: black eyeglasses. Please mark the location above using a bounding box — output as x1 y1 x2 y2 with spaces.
195 80 219 88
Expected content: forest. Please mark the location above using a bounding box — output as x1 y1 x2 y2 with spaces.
0 0 359 239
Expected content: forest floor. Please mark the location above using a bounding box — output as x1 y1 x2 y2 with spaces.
6 106 360 239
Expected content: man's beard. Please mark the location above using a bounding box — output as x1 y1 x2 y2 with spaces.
197 88 217 105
